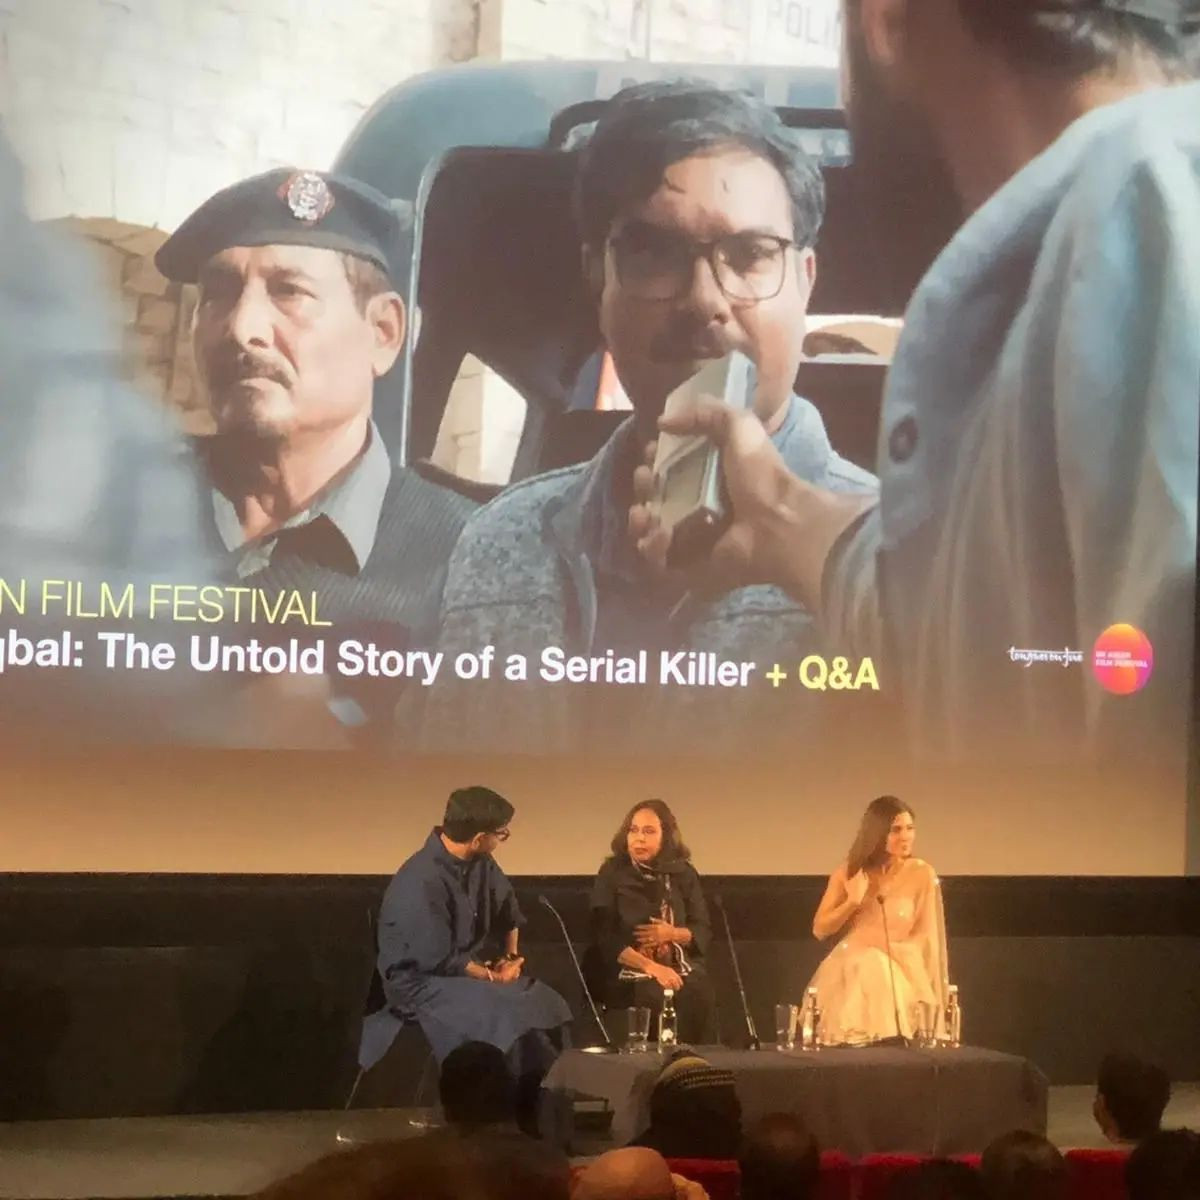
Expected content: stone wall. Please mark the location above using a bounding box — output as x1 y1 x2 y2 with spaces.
52 217 211 433
0 0 485 226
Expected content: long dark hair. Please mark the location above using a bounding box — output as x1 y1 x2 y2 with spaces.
609 799 691 864
845 795 913 877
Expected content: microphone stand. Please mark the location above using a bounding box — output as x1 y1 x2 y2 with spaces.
715 893 760 1050
876 893 910 1048
538 895 616 1053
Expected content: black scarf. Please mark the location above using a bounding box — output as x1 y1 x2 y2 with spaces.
618 856 693 980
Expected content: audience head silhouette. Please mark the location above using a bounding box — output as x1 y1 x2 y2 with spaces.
737 1112 820 1200
572 1148 678 1200
1126 1128 1200 1200
885 1160 987 1200
439 1040 517 1130
980 1130 1067 1200
253 1130 569 1200
1095 1052 1171 1144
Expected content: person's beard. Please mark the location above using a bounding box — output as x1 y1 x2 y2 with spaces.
842 25 964 309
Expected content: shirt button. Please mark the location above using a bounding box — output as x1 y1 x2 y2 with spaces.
888 416 918 463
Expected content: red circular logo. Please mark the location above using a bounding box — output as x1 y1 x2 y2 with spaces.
1091 624 1154 695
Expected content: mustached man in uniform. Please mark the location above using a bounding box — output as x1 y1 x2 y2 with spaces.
154 169 477 741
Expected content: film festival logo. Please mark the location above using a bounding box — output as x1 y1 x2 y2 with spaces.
1090 623 1155 696
1006 622 1154 696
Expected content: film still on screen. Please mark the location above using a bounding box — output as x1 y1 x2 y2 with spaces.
0 9 1195 844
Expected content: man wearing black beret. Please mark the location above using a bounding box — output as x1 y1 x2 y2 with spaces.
155 168 476 738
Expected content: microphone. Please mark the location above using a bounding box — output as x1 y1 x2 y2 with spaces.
538 894 615 1053
714 893 760 1050
876 894 909 1048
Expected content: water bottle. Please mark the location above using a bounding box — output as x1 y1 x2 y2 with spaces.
945 985 962 1048
658 989 678 1049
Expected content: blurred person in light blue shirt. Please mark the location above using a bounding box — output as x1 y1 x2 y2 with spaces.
632 0 1199 771
0 129 341 747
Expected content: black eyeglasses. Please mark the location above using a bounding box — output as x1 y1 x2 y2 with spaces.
609 227 797 303
490 827 511 842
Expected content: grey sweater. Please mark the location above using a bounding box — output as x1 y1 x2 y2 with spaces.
404 396 877 757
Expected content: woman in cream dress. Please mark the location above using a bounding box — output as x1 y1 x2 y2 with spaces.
808 796 949 1045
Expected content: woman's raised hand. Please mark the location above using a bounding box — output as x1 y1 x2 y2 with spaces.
844 869 870 906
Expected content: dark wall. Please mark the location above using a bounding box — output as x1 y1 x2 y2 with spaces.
1 874 1198 1120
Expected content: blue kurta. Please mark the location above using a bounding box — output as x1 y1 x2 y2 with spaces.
364 830 571 1069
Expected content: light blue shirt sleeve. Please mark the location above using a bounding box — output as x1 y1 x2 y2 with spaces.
1050 137 1200 740
820 83 1200 757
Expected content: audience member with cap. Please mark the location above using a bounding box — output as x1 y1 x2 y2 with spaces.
154 168 477 742
738 1113 821 1200
1094 1052 1172 1147
629 1048 743 1159
358 786 571 1132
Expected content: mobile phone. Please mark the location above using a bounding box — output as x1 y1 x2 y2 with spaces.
651 351 755 569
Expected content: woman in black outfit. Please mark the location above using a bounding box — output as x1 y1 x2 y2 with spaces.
587 799 717 1045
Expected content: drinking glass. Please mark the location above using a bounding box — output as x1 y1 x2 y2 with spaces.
910 1002 934 1047
774 1002 798 1050
625 1006 652 1053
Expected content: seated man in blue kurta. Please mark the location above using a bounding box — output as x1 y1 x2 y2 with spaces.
367 786 571 1116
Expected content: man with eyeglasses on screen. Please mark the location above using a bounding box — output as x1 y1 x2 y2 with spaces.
362 786 571 1129
415 81 877 756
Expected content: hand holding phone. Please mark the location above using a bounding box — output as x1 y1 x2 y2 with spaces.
650 351 755 569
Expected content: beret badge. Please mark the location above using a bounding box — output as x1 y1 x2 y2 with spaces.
279 170 335 224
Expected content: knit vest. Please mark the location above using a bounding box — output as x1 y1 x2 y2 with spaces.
243 466 476 641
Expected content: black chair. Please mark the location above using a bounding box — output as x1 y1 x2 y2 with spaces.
793 357 886 473
342 908 437 1114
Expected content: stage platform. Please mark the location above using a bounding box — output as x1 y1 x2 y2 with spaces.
0 1085 1197 1200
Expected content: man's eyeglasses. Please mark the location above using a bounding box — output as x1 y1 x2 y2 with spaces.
490 827 511 842
609 227 797 303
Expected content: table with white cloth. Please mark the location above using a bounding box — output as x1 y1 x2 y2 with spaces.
539 1044 1047 1156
